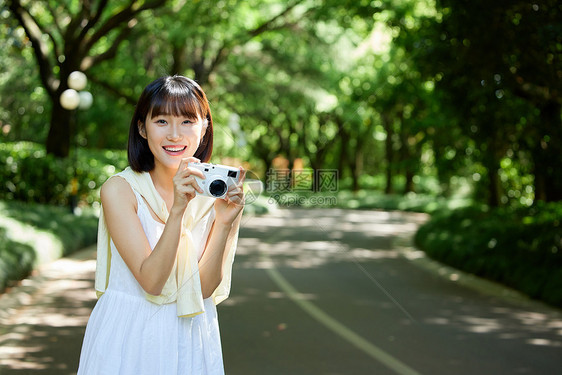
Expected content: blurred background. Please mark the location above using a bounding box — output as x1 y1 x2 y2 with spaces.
0 0 561 327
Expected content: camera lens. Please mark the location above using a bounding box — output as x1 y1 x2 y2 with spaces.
209 179 227 197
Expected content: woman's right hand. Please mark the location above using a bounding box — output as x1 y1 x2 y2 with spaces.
172 157 205 212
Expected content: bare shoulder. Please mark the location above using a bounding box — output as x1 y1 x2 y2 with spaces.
100 176 137 212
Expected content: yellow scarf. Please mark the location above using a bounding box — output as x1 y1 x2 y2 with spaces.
95 167 241 317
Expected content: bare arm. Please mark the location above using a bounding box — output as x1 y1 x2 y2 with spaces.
101 178 184 295
198 210 243 299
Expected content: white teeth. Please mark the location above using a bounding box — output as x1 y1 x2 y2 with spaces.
164 146 185 152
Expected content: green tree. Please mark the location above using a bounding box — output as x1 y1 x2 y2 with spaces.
7 0 167 157
413 0 562 204
0 14 48 143
342 1 438 195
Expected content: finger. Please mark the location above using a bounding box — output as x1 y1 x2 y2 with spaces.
175 158 191 174
228 194 244 206
174 174 201 194
177 157 201 173
226 189 244 202
225 189 238 198
177 183 196 193
177 165 206 180
180 174 200 185
238 167 246 184
178 185 198 197
183 156 201 164
191 179 204 194
186 167 206 179
226 182 238 192
227 183 243 194
176 172 201 188
180 176 204 193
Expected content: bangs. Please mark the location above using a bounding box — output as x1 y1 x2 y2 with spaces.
148 82 207 120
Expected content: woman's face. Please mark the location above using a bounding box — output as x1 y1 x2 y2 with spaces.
140 110 207 172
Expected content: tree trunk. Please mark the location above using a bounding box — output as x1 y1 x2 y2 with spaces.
46 99 73 158
432 138 450 196
488 165 500 207
532 162 547 202
483 153 501 207
172 44 186 75
351 149 362 192
337 128 349 183
310 151 326 192
537 101 562 202
402 141 419 194
405 169 415 193
397 113 415 194
262 156 274 194
382 113 394 194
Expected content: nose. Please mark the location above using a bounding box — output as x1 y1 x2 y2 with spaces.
167 124 181 141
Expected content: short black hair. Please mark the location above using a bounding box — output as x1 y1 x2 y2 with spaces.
128 75 213 172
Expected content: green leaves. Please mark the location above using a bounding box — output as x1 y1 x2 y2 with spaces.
0 142 127 206
2 0 561 205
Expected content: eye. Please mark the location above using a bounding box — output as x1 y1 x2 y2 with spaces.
182 119 195 125
155 119 167 125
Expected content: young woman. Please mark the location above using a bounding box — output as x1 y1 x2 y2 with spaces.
78 75 245 374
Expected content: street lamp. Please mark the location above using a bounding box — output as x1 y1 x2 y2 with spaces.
60 89 80 110
59 71 93 214
68 71 87 91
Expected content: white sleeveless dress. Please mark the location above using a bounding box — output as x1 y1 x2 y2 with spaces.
78 189 223 375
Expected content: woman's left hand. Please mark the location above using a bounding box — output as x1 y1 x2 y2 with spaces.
214 167 246 226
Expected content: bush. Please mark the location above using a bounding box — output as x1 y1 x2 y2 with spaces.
414 202 562 307
0 142 127 206
0 227 35 292
0 200 98 292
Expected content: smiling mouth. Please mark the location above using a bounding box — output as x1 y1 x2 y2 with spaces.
162 146 187 153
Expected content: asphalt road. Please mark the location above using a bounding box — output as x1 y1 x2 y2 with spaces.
220 208 562 375
0 207 561 374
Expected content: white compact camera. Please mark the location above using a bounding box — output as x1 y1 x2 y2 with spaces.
188 162 240 199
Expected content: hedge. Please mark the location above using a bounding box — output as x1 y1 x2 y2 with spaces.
414 203 562 308
0 141 128 206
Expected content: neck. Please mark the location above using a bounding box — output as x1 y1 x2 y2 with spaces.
148 164 176 208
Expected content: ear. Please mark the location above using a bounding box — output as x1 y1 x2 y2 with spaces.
138 120 147 139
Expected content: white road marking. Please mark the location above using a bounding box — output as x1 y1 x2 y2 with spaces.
265 264 423 375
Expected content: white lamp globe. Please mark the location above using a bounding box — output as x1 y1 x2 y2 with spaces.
68 71 87 91
79 91 93 110
60 89 80 110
